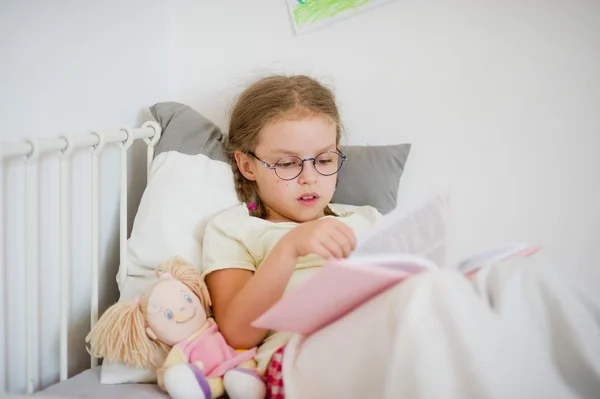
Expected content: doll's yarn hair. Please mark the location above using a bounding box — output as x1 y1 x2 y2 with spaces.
155 256 212 317
85 256 211 370
85 295 168 369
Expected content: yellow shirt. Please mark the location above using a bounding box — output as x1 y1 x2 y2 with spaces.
201 203 381 371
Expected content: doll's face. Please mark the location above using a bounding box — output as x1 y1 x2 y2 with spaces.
145 279 207 346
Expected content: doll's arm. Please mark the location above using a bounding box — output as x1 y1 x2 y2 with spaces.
157 345 225 399
157 345 189 391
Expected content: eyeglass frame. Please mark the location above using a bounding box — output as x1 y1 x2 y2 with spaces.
248 150 348 181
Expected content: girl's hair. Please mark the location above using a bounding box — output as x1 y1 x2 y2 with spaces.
85 257 211 370
227 74 342 219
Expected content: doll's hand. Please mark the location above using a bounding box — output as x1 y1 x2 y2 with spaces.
157 367 167 392
193 361 205 371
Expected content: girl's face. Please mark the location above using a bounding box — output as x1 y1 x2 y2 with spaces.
236 114 339 223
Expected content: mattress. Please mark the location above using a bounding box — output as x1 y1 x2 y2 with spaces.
35 367 169 399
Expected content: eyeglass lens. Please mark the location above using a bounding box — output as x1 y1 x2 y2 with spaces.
274 152 344 180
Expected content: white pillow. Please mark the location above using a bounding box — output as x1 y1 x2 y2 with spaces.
117 150 239 299
103 153 239 384
100 362 156 384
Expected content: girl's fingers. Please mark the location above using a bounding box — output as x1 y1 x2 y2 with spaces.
319 237 344 260
312 244 336 261
328 231 352 258
332 222 357 251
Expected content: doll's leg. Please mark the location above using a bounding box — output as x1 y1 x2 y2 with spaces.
163 363 224 399
223 360 266 399
206 377 226 399
281 266 588 399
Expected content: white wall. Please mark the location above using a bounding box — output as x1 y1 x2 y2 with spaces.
171 0 600 287
0 0 174 393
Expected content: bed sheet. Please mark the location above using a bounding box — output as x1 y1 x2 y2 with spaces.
35 367 168 399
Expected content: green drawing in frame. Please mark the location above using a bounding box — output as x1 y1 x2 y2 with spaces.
287 0 396 34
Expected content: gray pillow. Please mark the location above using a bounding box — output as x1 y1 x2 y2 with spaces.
331 143 410 214
150 102 411 214
151 102 228 163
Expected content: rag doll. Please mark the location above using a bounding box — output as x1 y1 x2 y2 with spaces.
86 256 266 399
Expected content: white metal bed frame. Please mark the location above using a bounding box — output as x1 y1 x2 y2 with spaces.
0 122 162 395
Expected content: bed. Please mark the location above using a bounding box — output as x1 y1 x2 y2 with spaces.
0 102 411 397
35 367 168 399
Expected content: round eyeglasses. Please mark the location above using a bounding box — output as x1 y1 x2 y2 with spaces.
249 150 348 181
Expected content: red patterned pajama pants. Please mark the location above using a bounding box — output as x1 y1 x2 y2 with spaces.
265 345 286 399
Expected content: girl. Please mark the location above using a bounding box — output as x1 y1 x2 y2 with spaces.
201 75 600 399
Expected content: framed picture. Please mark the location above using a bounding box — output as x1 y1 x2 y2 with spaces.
286 0 398 34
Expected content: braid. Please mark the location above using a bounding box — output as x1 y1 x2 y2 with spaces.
230 154 268 219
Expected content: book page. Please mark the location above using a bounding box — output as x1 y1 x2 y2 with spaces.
351 192 452 268
457 244 543 274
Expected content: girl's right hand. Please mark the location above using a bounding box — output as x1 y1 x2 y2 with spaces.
277 219 357 261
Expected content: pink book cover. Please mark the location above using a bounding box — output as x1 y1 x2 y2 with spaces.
251 256 433 335
251 245 542 336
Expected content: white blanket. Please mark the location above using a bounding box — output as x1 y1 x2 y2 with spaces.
282 258 600 399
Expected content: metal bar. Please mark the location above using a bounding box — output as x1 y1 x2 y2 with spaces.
25 156 38 394
89 133 104 369
1 142 32 158
0 127 156 159
0 148 6 393
141 121 162 178
147 145 154 176
59 144 72 381
119 128 134 299
120 149 128 296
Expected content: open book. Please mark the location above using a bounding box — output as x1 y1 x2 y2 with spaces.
251 193 542 335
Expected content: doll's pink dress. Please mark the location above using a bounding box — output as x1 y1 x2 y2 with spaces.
166 318 257 378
